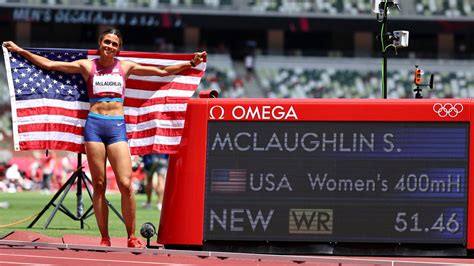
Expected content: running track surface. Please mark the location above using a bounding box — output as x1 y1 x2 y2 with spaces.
2 231 474 265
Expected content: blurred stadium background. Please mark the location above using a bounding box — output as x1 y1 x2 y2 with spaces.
0 0 473 184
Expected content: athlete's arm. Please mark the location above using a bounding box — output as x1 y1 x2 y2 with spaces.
3 41 91 77
123 51 206 77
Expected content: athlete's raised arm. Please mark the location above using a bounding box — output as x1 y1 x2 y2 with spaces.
3 41 91 78
122 51 206 77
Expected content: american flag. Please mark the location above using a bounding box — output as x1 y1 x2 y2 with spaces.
2 47 206 155
210 169 247 193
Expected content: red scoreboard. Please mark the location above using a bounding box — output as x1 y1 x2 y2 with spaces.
158 98 473 255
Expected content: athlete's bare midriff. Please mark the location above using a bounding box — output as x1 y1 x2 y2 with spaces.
90 101 124 116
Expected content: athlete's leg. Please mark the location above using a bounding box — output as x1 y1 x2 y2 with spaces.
144 168 154 207
156 158 168 210
156 171 165 210
106 141 136 239
85 141 108 239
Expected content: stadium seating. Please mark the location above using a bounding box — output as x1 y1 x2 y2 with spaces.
248 0 372 15
415 0 474 17
197 54 246 98
4 0 474 18
0 62 12 139
255 56 474 99
0 62 7 104
0 110 12 138
199 66 245 98
3 0 233 9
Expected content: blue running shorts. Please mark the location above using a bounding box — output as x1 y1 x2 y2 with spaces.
84 112 128 145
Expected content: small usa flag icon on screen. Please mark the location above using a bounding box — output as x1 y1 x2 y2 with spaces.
210 169 246 193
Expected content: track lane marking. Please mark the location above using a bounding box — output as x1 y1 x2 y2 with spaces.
0 262 52 265
0 253 189 265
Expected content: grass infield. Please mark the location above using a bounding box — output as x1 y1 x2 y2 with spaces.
0 191 161 238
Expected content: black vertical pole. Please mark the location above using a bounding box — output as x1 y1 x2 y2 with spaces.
76 153 84 229
383 53 387 99
382 5 388 99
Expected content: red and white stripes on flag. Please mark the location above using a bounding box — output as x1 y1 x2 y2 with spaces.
2 47 206 155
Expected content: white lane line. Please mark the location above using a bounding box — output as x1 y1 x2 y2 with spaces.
0 253 189 265
0 261 52 265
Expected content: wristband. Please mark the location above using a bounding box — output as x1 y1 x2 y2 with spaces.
190 60 196 67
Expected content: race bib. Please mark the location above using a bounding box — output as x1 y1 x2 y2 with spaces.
92 74 124 95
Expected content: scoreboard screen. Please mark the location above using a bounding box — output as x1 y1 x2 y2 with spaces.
204 121 468 244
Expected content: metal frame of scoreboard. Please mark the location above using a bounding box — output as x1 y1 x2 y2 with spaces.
157 98 474 256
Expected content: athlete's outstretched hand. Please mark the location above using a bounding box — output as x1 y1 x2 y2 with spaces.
191 51 206 66
3 41 23 53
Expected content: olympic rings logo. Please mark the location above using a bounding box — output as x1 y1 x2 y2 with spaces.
432 103 463 118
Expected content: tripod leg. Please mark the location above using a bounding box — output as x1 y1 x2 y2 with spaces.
107 201 125 224
82 172 125 224
76 175 84 229
30 153 103 230
42 175 77 229
28 172 77 228
80 173 95 220
82 172 94 200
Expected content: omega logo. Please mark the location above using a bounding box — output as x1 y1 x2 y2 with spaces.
209 105 298 120
209 105 225 120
